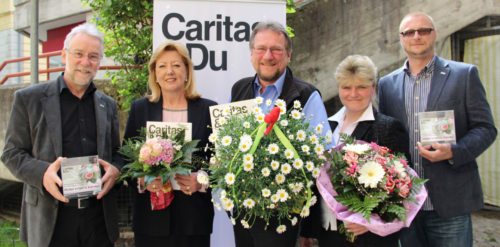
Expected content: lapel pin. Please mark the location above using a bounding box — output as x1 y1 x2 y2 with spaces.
99 104 105 108
440 71 446 75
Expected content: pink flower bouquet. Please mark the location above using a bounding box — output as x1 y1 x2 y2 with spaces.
119 129 199 210
319 134 427 241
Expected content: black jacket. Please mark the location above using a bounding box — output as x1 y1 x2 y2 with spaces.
231 67 318 109
123 96 216 236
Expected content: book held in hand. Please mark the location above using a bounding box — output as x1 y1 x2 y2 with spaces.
418 110 456 146
61 155 101 199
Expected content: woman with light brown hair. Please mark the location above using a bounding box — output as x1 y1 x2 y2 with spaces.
123 40 216 247
302 55 410 247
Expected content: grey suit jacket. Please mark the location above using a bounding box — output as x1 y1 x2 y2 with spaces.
378 56 497 218
1 76 121 247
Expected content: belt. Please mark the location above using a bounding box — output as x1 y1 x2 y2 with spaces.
65 197 99 209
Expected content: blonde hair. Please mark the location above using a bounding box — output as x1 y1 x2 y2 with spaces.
147 40 200 102
335 55 377 88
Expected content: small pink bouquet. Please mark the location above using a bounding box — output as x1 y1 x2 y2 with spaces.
139 138 175 165
119 129 199 210
318 134 427 241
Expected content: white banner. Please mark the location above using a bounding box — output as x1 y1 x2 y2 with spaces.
153 0 286 104
154 1 285 246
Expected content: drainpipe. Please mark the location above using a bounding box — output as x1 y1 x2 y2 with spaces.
30 0 39 84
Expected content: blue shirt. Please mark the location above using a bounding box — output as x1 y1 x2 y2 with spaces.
252 70 333 149
403 56 435 210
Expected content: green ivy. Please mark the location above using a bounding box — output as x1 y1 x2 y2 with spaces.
286 0 296 38
83 0 153 110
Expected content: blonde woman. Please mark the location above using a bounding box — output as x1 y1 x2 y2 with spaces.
123 40 216 247
302 55 410 247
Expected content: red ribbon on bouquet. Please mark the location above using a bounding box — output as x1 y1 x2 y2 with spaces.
150 182 174 210
264 107 281 135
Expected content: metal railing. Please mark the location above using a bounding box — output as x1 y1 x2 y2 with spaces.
0 51 124 85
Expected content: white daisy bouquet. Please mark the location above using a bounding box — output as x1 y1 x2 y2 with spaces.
318 134 427 241
209 98 328 234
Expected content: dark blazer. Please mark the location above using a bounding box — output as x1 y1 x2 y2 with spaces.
378 56 497 218
303 109 409 247
329 110 410 159
123 96 216 236
231 67 317 109
1 76 121 247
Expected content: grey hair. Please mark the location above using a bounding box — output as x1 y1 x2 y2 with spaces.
63 23 104 55
249 21 292 53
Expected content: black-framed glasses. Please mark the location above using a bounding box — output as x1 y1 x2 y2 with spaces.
66 49 102 63
400 28 434 38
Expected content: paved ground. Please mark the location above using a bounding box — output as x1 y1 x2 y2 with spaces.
116 209 500 247
473 208 500 247
2 208 500 246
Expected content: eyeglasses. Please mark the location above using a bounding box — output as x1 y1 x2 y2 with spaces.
400 28 434 38
66 49 102 63
252 47 285 56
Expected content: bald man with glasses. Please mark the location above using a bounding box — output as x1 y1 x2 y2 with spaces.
378 12 497 247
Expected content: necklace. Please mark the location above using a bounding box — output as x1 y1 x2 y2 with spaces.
162 108 187 112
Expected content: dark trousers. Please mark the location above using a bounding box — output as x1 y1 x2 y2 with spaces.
49 200 112 247
233 217 299 247
135 232 210 247
400 210 472 247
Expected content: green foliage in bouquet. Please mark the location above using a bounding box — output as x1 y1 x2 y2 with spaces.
119 128 200 186
209 98 330 233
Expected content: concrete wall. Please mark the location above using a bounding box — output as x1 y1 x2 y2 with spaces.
0 30 25 85
288 0 500 102
13 0 90 40
0 83 25 181
0 0 30 85
0 0 14 31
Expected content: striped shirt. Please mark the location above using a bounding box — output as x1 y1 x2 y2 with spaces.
403 56 435 210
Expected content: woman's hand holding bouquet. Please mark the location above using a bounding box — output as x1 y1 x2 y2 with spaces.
318 134 428 241
119 129 199 210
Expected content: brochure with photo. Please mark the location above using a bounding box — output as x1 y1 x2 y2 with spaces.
418 110 456 146
209 99 257 137
61 155 101 199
